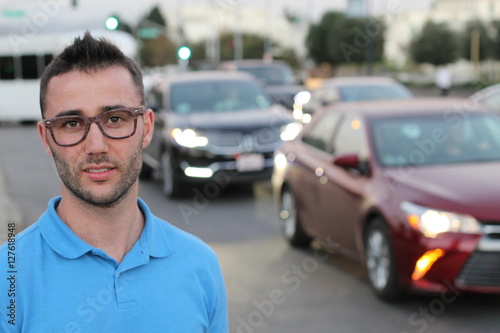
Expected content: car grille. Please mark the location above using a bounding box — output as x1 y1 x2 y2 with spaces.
254 127 282 145
456 252 500 287
205 131 243 147
203 127 282 152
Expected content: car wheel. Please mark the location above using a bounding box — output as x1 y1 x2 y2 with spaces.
160 151 183 197
279 187 312 248
365 219 402 300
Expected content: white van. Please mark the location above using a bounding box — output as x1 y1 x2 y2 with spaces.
0 29 136 122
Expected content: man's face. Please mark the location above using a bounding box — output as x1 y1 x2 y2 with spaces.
38 65 153 207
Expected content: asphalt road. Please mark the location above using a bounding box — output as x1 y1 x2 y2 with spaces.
1 122 500 333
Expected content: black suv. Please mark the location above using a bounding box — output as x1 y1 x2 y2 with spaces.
142 71 298 197
218 60 306 111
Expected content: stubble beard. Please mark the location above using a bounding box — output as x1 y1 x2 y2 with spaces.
51 142 144 208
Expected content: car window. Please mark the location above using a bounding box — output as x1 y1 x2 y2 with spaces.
239 65 295 86
337 84 413 102
301 111 341 153
169 80 271 114
331 115 367 156
372 113 500 167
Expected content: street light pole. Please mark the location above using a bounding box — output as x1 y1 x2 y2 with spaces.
234 5 243 61
365 0 373 76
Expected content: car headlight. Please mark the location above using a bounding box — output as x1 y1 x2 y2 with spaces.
280 122 302 141
400 201 481 238
171 128 208 148
274 152 288 170
294 90 311 105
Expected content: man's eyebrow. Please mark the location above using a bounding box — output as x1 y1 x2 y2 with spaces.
102 105 127 112
55 109 83 117
54 105 128 117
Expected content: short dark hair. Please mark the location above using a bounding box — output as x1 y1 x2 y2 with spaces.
39 31 143 117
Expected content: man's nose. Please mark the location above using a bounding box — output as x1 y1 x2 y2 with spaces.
84 123 109 154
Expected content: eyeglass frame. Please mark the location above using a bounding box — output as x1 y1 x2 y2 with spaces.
42 106 146 147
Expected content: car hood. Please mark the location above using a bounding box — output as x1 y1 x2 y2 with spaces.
383 162 500 221
168 105 293 132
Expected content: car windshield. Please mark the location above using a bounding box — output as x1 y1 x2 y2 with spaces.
338 84 413 102
372 113 500 167
170 80 271 114
238 66 295 86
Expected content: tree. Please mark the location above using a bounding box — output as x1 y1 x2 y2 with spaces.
146 5 166 28
306 11 386 68
409 21 459 66
462 20 494 61
138 6 177 67
140 35 177 67
489 20 500 60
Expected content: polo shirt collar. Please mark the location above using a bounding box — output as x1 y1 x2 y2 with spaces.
38 197 172 260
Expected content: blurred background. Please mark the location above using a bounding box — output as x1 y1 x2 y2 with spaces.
2 0 489 90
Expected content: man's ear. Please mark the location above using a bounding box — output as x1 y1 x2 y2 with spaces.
38 121 54 157
142 109 155 149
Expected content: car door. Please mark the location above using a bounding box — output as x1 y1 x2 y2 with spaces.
290 111 341 237
316 113 369 259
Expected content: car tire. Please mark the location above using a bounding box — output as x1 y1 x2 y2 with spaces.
160 151 184 198
280 187 312 248
364 219 402 301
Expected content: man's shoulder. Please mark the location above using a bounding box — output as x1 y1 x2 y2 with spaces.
152 215 212 249
149 214 219 264
0 222 42 254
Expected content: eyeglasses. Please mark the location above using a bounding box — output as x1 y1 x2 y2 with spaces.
43 106 145 147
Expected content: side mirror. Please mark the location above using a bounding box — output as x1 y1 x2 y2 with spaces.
333 153 360 169
333 153 370 176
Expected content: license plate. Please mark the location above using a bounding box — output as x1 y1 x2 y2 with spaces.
236 154 265 172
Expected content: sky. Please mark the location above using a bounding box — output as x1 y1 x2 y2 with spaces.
0 0 435 34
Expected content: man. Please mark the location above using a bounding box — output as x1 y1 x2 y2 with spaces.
0 32 228 332
435 64 452 96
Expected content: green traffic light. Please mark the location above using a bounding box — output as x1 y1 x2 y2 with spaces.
105 16 119 30
178 46 191 60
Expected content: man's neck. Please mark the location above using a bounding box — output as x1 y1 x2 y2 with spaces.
56 189 145 263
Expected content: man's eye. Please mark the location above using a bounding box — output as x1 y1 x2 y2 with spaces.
66 120 80 127
103 111 131 126
109 116 123 124
60 119 83 129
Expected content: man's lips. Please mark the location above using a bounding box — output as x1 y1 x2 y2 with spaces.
83 166 115 181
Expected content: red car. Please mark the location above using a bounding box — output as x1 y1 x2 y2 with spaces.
272 98 500 300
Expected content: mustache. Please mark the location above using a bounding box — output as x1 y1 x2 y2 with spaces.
85 155 112 165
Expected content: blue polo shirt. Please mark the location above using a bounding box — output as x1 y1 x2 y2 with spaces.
0 197 228 333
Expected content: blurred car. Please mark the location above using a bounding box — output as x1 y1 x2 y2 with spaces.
294 76 414 123
218 59 305 110
272 97 500 300
469 83 500 112
142 71 299 197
